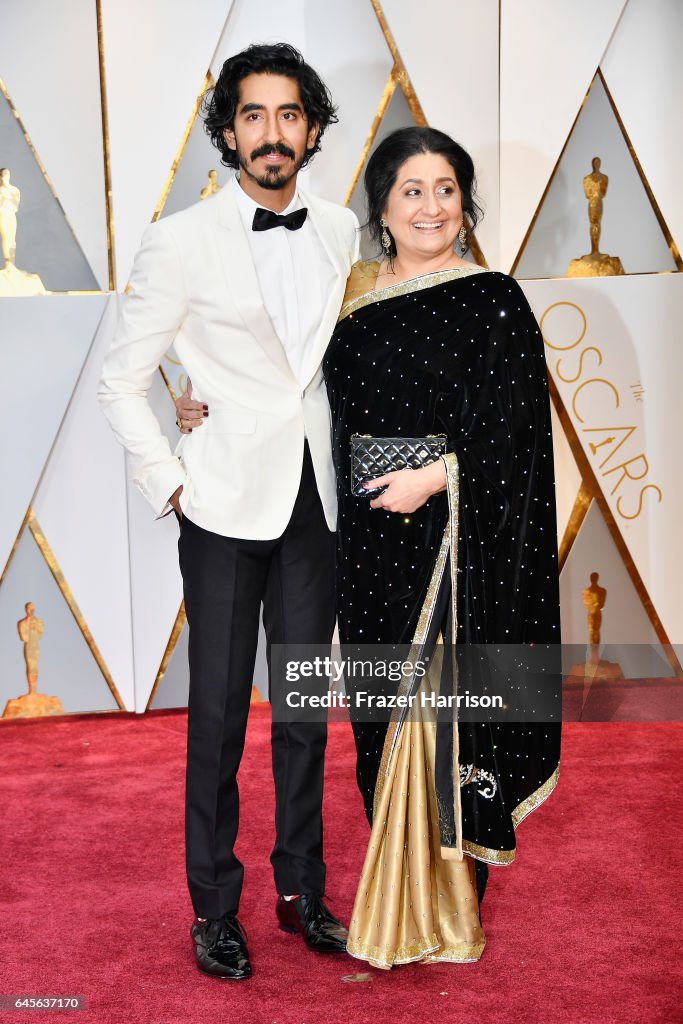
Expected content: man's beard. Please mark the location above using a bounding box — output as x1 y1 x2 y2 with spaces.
238 142 304 191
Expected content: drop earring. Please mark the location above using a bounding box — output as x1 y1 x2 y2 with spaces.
380 219 392 255
458 224 468 254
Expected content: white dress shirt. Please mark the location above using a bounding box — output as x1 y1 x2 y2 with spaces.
232 174 336 385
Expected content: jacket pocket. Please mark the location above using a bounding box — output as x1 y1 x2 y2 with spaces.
202 410 257 435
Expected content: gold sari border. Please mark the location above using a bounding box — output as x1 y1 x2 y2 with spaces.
346 934 441 970
372 450 464 854
370 435 560 868
422 940 486 963
462 839 516 865
373 530 450 818
511 763 561 828
443 451 462 860
461 763 561 865
347 935 485 969
338 265 490 321
410 532 450 650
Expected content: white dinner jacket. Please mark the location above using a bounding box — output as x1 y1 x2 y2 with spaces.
98 183 359 539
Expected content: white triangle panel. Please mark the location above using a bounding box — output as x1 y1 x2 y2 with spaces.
500 0 627 272
211 0 306 77
126 371 184 710
380 0 500 267
600 0 683 259
101 0 234 285
210 2 313 188
0 0 109 288
32 297 135 711
0 296 108 575
303 0 394 206
523 274 683 646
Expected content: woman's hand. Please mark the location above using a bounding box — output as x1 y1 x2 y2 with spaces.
365 459 447 512
175 378 208 433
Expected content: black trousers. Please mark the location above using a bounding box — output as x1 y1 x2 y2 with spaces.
179 443 335 918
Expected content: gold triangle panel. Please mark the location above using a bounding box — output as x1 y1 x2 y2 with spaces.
370 0 426 125
96 0 116 290
559 484 593 574
152 71 215 224
146 601 187 711
27 514 124 709
344 67 399 209
1 510 30 589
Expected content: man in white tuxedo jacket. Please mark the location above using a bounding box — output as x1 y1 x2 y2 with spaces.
98 44 358 980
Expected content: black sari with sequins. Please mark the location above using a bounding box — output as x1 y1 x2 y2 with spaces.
323 263 561 867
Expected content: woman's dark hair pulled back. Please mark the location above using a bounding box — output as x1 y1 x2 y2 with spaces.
364 127 483 257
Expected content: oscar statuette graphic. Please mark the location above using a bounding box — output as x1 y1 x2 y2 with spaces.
2 603 63 718
199 169 221 200
566 158 625 278
0 168 47 296
568 573 624 683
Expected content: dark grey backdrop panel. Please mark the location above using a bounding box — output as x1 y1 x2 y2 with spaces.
515 76 676 279
0 91 99 291
151 617 269 709
0 530 119 715
348 86 417 261
159 110 231 220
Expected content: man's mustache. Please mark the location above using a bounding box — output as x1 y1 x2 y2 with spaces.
250 143 296 161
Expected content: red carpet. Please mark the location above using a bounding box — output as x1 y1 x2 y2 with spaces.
2 709 681 1024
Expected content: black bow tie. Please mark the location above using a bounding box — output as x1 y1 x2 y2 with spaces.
252 207 308 232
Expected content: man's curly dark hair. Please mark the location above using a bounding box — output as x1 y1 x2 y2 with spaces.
203 43 338 169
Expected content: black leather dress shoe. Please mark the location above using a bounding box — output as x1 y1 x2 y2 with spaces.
191 915 252 979
276 895 348 953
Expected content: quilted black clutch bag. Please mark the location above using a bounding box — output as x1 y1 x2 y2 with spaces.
350 434 448 498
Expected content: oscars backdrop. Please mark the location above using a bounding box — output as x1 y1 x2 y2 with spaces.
0 0 680 715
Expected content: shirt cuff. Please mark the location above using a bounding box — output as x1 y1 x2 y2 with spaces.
134 460 188 518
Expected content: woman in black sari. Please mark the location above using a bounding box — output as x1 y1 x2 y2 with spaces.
323 128 560 968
